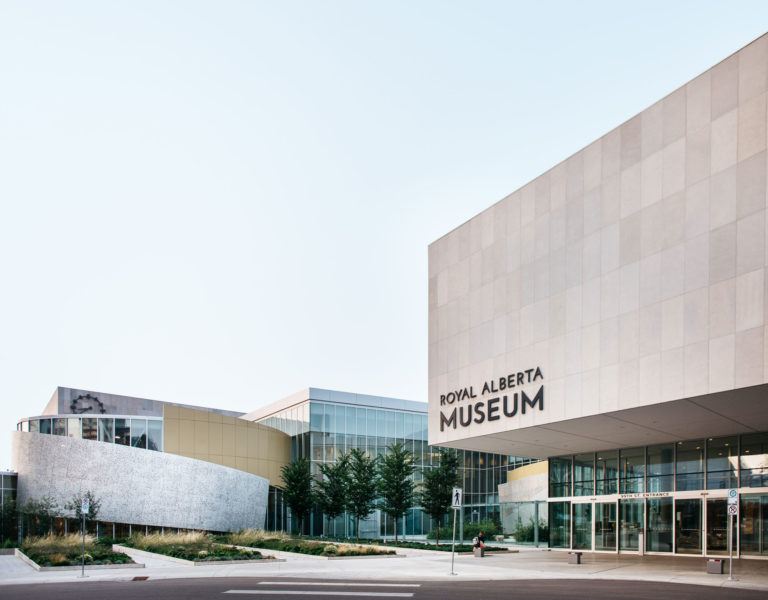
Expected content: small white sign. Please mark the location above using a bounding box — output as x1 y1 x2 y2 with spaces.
451 487 463 509
81 498 90 515
727 489 738 505
728 504 738 516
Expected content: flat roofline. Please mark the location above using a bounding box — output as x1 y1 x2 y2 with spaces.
243 387 427 422
428 32 768 249
49 386 245 418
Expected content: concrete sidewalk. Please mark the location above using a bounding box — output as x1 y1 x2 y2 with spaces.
1 547 767 592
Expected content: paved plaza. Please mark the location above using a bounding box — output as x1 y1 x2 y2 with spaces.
1 545 767 592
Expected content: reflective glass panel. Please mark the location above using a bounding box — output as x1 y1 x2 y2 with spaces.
573 453 594 496
596 452 618 495
619 499 643 551
572 503 592 550
548 501 571 548
620 447 644 493
29 420 38 433
82 418 97 440
707 436 738 490
646 497 673 552
740 494 768 556
39 419 52 435
646 444 674 492
741 433 768 488
549 457 572 497
53 418 66 436
147 420 162 451
595 502 616 551
115 419 130 445
675 498 702 554
98 419 114 443
676 440 705 491
706 498 735 555
131 419 147 448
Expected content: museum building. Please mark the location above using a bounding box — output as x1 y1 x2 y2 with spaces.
428 34 768 557
11 386 532 538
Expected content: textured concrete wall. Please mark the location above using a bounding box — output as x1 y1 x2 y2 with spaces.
429 34 768 448
11 431 268 531
498 462 548 503
163 405 291 484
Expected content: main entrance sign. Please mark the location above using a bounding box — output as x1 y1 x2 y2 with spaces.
439 367 544 431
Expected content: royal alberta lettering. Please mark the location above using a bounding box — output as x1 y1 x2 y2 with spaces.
439 367 544 431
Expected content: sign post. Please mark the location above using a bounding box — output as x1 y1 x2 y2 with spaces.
80 496 89 578
727 489 738 581
450 487 462 576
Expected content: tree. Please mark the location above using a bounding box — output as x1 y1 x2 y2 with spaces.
0 498 17 543
418 448 459 547
65 490 102 523
346 448 378 542
19 496 58 538
377 442 416 544
281 457 313 536
315 452 350 537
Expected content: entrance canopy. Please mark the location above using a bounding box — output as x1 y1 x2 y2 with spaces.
435 384 768 459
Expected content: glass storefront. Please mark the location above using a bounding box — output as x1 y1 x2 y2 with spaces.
548 432 768 556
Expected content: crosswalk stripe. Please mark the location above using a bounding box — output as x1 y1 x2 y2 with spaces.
256 583 420 588
224 592 414 597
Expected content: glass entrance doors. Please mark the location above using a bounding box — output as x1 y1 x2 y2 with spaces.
675 498 702 554
619 499 643 552
560 496 745 555
572 503 592 550
595 502 617 550
741 494 768 555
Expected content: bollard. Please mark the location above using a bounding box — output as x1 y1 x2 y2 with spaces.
707 559 724 574
568 551 582 565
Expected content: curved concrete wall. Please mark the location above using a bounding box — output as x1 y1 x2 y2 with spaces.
11 431 268 531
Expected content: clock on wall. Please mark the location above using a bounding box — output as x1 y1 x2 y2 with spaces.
69 393 107 414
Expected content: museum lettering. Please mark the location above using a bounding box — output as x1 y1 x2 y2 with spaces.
439 368 544 431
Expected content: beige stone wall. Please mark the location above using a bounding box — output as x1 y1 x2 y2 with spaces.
163 405 291 485
429 34 768 449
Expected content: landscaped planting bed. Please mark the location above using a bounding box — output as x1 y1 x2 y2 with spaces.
20 534 135 567
373 540 508 552
121 531 270 562
219 530 396 558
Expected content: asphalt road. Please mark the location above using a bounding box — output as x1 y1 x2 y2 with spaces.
1 578 765 600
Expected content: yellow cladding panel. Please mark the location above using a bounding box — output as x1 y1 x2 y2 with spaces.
507 461 549 483
163 418 179 453
247 428 259 456
164 405 291 482
179 420 195 454
235 424 248 457
209 422 223 455
194 421 209 454
222 424 235 455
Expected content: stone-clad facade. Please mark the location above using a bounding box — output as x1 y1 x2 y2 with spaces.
429 34 768 458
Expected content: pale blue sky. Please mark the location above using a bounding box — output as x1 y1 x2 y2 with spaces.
1 1 767 468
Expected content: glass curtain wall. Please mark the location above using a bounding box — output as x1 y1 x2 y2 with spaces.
260 400 528 538
18 416 162 451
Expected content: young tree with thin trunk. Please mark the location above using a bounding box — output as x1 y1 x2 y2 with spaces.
347 448 378 542
281 457 313 536
418 448 459 547
315 452 350 536
377 442 416 544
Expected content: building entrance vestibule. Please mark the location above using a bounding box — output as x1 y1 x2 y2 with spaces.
562 496 741 555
